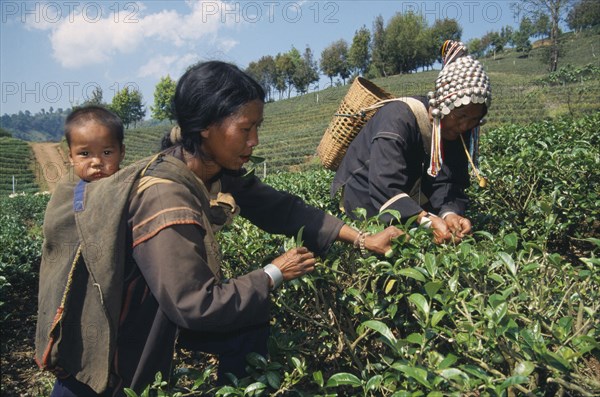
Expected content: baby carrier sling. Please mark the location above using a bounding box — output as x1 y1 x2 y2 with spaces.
35 154 223 393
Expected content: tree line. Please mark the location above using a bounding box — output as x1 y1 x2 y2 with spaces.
179 0 599 112
2 0 598 137
0 85 148 141
1 107 68 141
243 14 462 102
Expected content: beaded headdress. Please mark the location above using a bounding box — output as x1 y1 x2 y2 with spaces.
426 40 491 177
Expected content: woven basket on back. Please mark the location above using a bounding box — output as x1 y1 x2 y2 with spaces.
317 77 394 170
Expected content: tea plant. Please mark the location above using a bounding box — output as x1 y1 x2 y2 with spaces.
0 193 49 310
125 113 599 396
0 137 39 195
533 64 600 86
470 113 599 257
2 114 598 396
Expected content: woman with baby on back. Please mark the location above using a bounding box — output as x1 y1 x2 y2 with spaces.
36 60 405 396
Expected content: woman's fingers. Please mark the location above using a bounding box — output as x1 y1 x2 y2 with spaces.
272 247 317 281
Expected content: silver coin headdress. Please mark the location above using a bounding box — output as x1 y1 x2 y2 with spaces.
426 40 491 176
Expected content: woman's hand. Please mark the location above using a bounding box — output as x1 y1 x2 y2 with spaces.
443 213 472 242
417 211 452 244
364 226 407 255
429 215 453 244
271 246 317 281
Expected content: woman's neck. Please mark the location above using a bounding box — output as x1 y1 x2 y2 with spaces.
184 150 221 184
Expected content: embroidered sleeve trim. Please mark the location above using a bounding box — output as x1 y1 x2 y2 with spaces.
133 206 203 232
133 219 203 248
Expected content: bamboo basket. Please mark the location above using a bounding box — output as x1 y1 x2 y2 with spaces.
317 77 394 170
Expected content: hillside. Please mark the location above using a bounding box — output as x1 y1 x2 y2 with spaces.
2 31 599 193
0 137 39 195
254 32 600 172
120 31 600 174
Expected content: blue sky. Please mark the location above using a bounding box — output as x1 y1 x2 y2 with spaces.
1 1 521 116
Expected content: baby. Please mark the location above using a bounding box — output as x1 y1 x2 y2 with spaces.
65 105 125 181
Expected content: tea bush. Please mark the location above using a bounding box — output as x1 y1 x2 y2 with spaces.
470 113 599 257
0 137 39 195
533 64 600 86
1 114 598 396
0 193 49 312
163 113 598 396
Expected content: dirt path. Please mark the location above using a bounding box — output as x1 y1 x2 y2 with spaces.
29 142 70 193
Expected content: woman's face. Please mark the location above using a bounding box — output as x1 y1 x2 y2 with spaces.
200 99 264 172
441 103 487 141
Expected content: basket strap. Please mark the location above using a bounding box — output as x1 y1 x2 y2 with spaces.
361 98 432 155
399 98 432 156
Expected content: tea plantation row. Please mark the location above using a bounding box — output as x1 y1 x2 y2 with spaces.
1 113 598 396
0 137 39 195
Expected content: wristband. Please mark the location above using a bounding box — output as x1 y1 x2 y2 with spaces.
439 211 456 220
263 263 283 290
418 212 436 229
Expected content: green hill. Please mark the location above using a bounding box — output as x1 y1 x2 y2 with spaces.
2 31 599 194
252 31 600 173
53 31 600 173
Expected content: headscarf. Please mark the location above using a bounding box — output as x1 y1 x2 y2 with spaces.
426 40 492 177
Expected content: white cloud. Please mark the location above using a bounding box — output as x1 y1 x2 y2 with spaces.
45 1 241 69
137 53 199 79
50 14 142 68
217 38 238 53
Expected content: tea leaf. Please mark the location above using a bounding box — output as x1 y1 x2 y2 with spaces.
385 278 397 294
326 372 362 387
498 252 517 276
431 310 446 327
392 364 431 388
399 268 426 282
296 225 305 247
408 293 430 320
359 320 398 346
513 361 536 376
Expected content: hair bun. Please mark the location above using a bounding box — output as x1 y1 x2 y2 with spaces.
169 125 182 144
441 40 468 67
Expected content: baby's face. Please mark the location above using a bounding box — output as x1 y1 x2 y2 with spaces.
68 121 125 181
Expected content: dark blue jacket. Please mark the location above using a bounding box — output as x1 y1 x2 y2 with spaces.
331 99 470 224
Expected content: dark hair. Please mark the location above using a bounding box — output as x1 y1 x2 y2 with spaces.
162 61 265 152
65 105 124 146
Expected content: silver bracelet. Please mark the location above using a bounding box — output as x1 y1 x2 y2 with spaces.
353 230 370 256
263 263 283 290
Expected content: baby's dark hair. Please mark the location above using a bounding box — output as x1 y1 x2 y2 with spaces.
65 105 124 147
161 61 265 152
